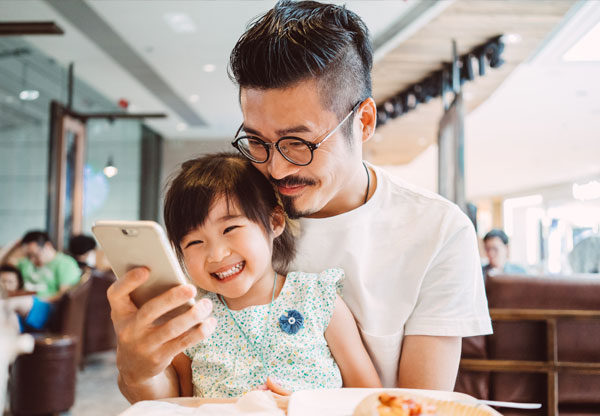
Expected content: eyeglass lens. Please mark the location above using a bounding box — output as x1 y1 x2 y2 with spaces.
236 137 312 165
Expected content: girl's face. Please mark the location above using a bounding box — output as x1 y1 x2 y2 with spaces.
180 196 283 306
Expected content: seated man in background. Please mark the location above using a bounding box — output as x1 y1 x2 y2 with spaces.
68 234 98 274
483 229 527 276
0 264 55 332
17 231 81 302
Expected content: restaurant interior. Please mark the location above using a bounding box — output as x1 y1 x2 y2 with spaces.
0 0 599 415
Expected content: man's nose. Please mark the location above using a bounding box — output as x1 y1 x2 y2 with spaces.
267 150 300 180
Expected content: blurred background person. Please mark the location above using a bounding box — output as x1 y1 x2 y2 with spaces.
483 229 527 277
68 234 98 274
568 234 600 274
17 231 81 302
0 264 55 333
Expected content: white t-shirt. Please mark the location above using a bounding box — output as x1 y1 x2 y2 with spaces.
290 164 492 387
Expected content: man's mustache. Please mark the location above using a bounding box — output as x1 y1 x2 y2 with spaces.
269 176 317 188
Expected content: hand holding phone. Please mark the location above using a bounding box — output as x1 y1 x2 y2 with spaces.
96 221 217 398
92 220 195 323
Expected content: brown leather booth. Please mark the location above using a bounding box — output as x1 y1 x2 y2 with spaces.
83 269 117 356
456 274 600 416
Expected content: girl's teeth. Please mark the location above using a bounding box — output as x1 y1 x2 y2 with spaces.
215 262 244 279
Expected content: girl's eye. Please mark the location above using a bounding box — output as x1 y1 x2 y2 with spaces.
224 225 239 234
185 240 203 248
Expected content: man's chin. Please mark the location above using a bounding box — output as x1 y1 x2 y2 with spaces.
280 194 315 219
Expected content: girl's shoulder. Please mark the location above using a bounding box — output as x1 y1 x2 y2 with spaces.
283 268 344 297
286 268 344 284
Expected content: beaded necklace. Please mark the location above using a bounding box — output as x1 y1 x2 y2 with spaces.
218 271 278 380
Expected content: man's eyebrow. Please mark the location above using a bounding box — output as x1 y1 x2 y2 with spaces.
242 124 313 138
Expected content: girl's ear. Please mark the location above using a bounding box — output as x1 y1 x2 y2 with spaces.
270 206 286 238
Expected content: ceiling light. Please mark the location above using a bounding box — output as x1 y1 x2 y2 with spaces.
572 180 600 201
203 64 216 73
176 122 187 131
103 156 118 178
563 21 600 62
19 90 39 101
164 13 197 33
189 94 200 103
501 33 522 44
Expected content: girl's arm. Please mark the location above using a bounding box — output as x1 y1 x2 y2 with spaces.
171 352 193 397
325 295 381 388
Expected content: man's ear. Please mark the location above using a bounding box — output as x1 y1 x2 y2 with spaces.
356 97 377 144
270 206 286 238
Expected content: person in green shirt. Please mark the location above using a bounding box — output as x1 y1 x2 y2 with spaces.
17 231 81 301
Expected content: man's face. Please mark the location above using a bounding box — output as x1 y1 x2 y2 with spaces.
240 79 364 218
23 242 53 267
484 237 508 269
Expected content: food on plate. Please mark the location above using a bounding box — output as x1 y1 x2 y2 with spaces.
354 392 498 416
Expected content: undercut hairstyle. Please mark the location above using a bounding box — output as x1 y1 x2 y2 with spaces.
484 229 509 245
21 230 52 247
229 0 373 137
0 264 24 290
164 152 296 275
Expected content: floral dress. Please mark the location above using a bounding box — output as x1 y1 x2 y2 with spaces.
184 268 344 398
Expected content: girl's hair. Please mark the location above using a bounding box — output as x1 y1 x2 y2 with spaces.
164 152 296 274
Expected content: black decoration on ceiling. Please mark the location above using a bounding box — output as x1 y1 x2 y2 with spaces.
376 36 505 128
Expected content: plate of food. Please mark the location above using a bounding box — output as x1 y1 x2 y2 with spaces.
288 388 503 416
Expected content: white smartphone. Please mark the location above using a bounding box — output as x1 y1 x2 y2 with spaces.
92 220 195 323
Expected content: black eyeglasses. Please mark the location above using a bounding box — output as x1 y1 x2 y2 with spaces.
231 102 361 166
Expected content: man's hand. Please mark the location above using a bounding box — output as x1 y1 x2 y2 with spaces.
107 267 216 401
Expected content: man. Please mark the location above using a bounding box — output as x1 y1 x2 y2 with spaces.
108 1 491 402
482 229 527 276
18 231 81 302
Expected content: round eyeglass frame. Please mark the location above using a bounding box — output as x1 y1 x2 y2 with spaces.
231 102 361 167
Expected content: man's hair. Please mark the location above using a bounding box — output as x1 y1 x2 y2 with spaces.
229 0 373 137
484 229 509 245
68 235 97 256
0 264 24 290
21 230 52 247
164 152 295 274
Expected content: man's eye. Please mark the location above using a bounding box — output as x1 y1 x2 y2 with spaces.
224 226 239 234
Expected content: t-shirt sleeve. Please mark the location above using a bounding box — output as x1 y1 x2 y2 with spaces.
404 209 492 337
57 256 82 288
312 268 344 331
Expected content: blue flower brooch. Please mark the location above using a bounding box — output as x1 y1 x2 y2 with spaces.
279 310 304 335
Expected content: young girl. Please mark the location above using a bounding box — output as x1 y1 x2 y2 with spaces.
163 152 380 398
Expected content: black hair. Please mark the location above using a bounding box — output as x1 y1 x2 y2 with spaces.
164 152 296 275
0 264 24 290
68 235 97 256
229 0 373 137
21 230 51 247
484 229 509 245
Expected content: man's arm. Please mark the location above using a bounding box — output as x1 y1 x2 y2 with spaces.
397 335 461 390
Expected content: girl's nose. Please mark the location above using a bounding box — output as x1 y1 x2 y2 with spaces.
206 241 231 263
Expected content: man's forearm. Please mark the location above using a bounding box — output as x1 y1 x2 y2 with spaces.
397 335 461 390
118 365 180 403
